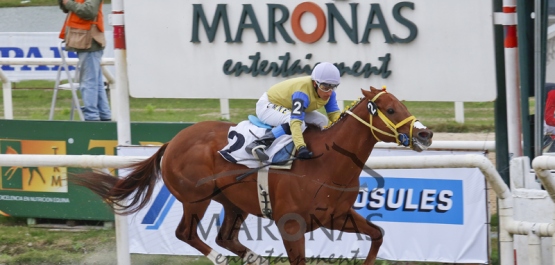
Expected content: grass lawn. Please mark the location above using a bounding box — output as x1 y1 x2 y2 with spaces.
3 80 499 133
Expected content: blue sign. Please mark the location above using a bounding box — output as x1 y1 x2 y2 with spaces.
354 177 464 225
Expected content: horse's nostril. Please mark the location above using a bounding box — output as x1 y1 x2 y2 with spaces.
418 130 433 139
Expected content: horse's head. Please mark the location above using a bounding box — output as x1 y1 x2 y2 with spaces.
348 86 433 152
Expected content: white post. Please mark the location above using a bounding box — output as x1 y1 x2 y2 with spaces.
454 102 464 123
553 219 555 265
527 228 541 265
111 0 131 263
533 0 545 157
101 66 117 121
499 205 516 265
0 69 13 119
503 0 523 158
220 98 230 120
114 51 130 141
114 49 131 265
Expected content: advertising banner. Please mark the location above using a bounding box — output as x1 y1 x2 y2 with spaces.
122 146 488 263
0 120 190 220
0 32 114 81
124 0 496 101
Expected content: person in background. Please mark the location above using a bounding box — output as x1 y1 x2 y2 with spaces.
59 0 111 121
245 62 342 161
543 83 555 152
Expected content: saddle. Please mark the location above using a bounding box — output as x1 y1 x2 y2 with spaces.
218 115 295 169
218 115 296 218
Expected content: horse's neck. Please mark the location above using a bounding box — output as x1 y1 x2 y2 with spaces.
332 110 377 159
318 105 378 183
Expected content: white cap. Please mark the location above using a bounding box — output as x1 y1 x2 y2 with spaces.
311 62 340 85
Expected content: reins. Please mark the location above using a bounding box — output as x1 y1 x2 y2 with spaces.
345 91 416 148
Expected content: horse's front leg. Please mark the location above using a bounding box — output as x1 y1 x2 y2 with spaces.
336 209 384 265
277 216 307 265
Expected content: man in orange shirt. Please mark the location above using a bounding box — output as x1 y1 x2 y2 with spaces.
59 0 111 121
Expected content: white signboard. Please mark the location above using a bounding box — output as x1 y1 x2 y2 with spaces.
0 32 114 81
124 0 496 101
119 146 488 263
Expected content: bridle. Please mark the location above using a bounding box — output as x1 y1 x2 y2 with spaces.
345 91 416 148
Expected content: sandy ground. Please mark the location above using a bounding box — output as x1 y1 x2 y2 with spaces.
433 133 498 214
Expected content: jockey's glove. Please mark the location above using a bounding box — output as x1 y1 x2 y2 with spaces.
297 146 313 159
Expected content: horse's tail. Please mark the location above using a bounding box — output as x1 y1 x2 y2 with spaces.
69 143 169 215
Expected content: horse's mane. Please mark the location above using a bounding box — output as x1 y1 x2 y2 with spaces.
323 96 366 130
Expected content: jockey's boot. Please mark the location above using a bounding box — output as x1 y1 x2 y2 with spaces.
245 131 276 161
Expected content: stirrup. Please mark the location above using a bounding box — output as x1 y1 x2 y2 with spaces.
251 146 269 161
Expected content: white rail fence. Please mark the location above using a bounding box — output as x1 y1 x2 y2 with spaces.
0 152 535 264
530 156 555 265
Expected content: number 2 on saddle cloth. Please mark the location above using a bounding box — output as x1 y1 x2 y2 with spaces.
218 115 295 168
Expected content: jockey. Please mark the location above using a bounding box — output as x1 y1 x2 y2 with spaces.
246 62 342 161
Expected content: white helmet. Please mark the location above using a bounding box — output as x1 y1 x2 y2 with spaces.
311 62 340 85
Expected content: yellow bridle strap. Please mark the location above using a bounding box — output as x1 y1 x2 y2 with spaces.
369 92 394 137
368 111 416 147
370 91 386 102
346 92 417 147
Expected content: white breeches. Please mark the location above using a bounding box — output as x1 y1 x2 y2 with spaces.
255 93 328 129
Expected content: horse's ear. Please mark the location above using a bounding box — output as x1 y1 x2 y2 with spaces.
361 88 373 98
368 86 379 93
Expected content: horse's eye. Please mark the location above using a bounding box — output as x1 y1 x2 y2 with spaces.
387 108 395 114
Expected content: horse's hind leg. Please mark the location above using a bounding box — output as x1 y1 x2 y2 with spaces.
216 201 268 265
336 209 383 265
175 201 225 264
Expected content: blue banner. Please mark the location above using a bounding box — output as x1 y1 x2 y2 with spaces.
354 177 464 225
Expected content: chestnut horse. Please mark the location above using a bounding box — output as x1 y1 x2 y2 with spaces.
71 87 433 265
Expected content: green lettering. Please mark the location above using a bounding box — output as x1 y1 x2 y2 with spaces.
235 4 266 43
268 4 294 43
392 2 418 43
222 60 234 75
248 52 261 77
258 60 269 75
379 53 392 78
327 3 359 44
361 4 394 44
191 4 233 43
221 53 390 79
277 52 290 77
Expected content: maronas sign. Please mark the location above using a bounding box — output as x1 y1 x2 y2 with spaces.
191 2 413 78
124 0 497 101
191 2 417 44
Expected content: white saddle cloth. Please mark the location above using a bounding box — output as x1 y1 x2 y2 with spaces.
218 120 294 169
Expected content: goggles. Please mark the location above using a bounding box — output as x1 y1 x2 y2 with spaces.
316 81 339 93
